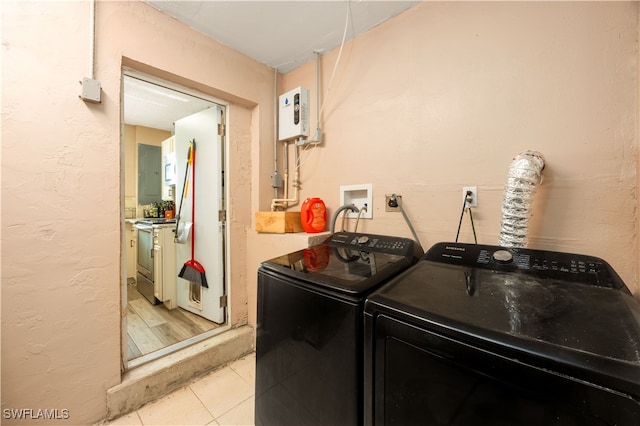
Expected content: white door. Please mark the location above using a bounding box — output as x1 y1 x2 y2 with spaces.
174 106 225 324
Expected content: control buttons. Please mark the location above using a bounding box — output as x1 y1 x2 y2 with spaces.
357 236 369 245
477 250 492 264
293 93 300 125
493 250 513 264
340 234 411 253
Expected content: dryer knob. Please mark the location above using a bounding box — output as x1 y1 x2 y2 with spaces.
493 250 513 264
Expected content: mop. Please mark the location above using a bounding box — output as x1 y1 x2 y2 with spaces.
178 139 208 288
174 143 191 244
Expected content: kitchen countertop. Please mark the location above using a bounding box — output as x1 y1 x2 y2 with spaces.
125 218 176 223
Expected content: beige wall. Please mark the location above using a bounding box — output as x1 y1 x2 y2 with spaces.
2 0 639 424
247 1 640 325
1 1 273 424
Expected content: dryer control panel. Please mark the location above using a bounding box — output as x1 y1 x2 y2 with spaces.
329 232 423 259
424 242 626 290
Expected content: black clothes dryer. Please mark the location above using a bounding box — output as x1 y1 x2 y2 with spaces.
364 242 640 426
255 232 423 426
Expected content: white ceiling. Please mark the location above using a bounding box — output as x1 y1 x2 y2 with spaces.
146 0 419 73
124 75 218 132
125 0 420 131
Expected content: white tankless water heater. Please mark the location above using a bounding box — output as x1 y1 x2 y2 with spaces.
279 86 309 141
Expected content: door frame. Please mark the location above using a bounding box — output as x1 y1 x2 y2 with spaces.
120 68 231 371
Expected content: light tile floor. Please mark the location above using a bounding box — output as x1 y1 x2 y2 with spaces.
105 353 255 426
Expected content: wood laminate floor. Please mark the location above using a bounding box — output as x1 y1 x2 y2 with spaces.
127 282 220 360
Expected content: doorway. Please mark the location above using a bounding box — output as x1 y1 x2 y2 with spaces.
121 72 229 369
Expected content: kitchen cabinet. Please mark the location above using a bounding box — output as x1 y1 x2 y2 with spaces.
161 136 176 201
153 225 177 309
125 220 137 279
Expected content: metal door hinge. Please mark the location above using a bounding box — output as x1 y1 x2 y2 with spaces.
219 210 226 222
218 123 225 136
220 295 228 308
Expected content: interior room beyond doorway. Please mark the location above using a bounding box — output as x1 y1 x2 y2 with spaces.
122 73 228 368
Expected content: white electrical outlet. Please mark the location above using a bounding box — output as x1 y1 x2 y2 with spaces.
462 186 478 208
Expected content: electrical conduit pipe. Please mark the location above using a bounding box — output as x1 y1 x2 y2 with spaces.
271 141 301 210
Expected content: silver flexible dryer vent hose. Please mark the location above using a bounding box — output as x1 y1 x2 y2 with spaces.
498 150 545 248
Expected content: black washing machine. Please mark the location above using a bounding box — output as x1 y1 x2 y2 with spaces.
255 232 423 426
364 242 640 426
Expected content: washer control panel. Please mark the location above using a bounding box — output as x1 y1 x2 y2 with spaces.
424 242 625 289
328 232 423 258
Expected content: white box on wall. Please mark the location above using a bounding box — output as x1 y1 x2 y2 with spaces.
279 86 309 141
340 184 373 219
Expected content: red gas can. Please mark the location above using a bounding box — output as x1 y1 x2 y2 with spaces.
300 197 326 233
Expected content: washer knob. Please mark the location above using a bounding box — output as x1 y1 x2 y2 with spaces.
357 236 369 244
493 250 513 264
